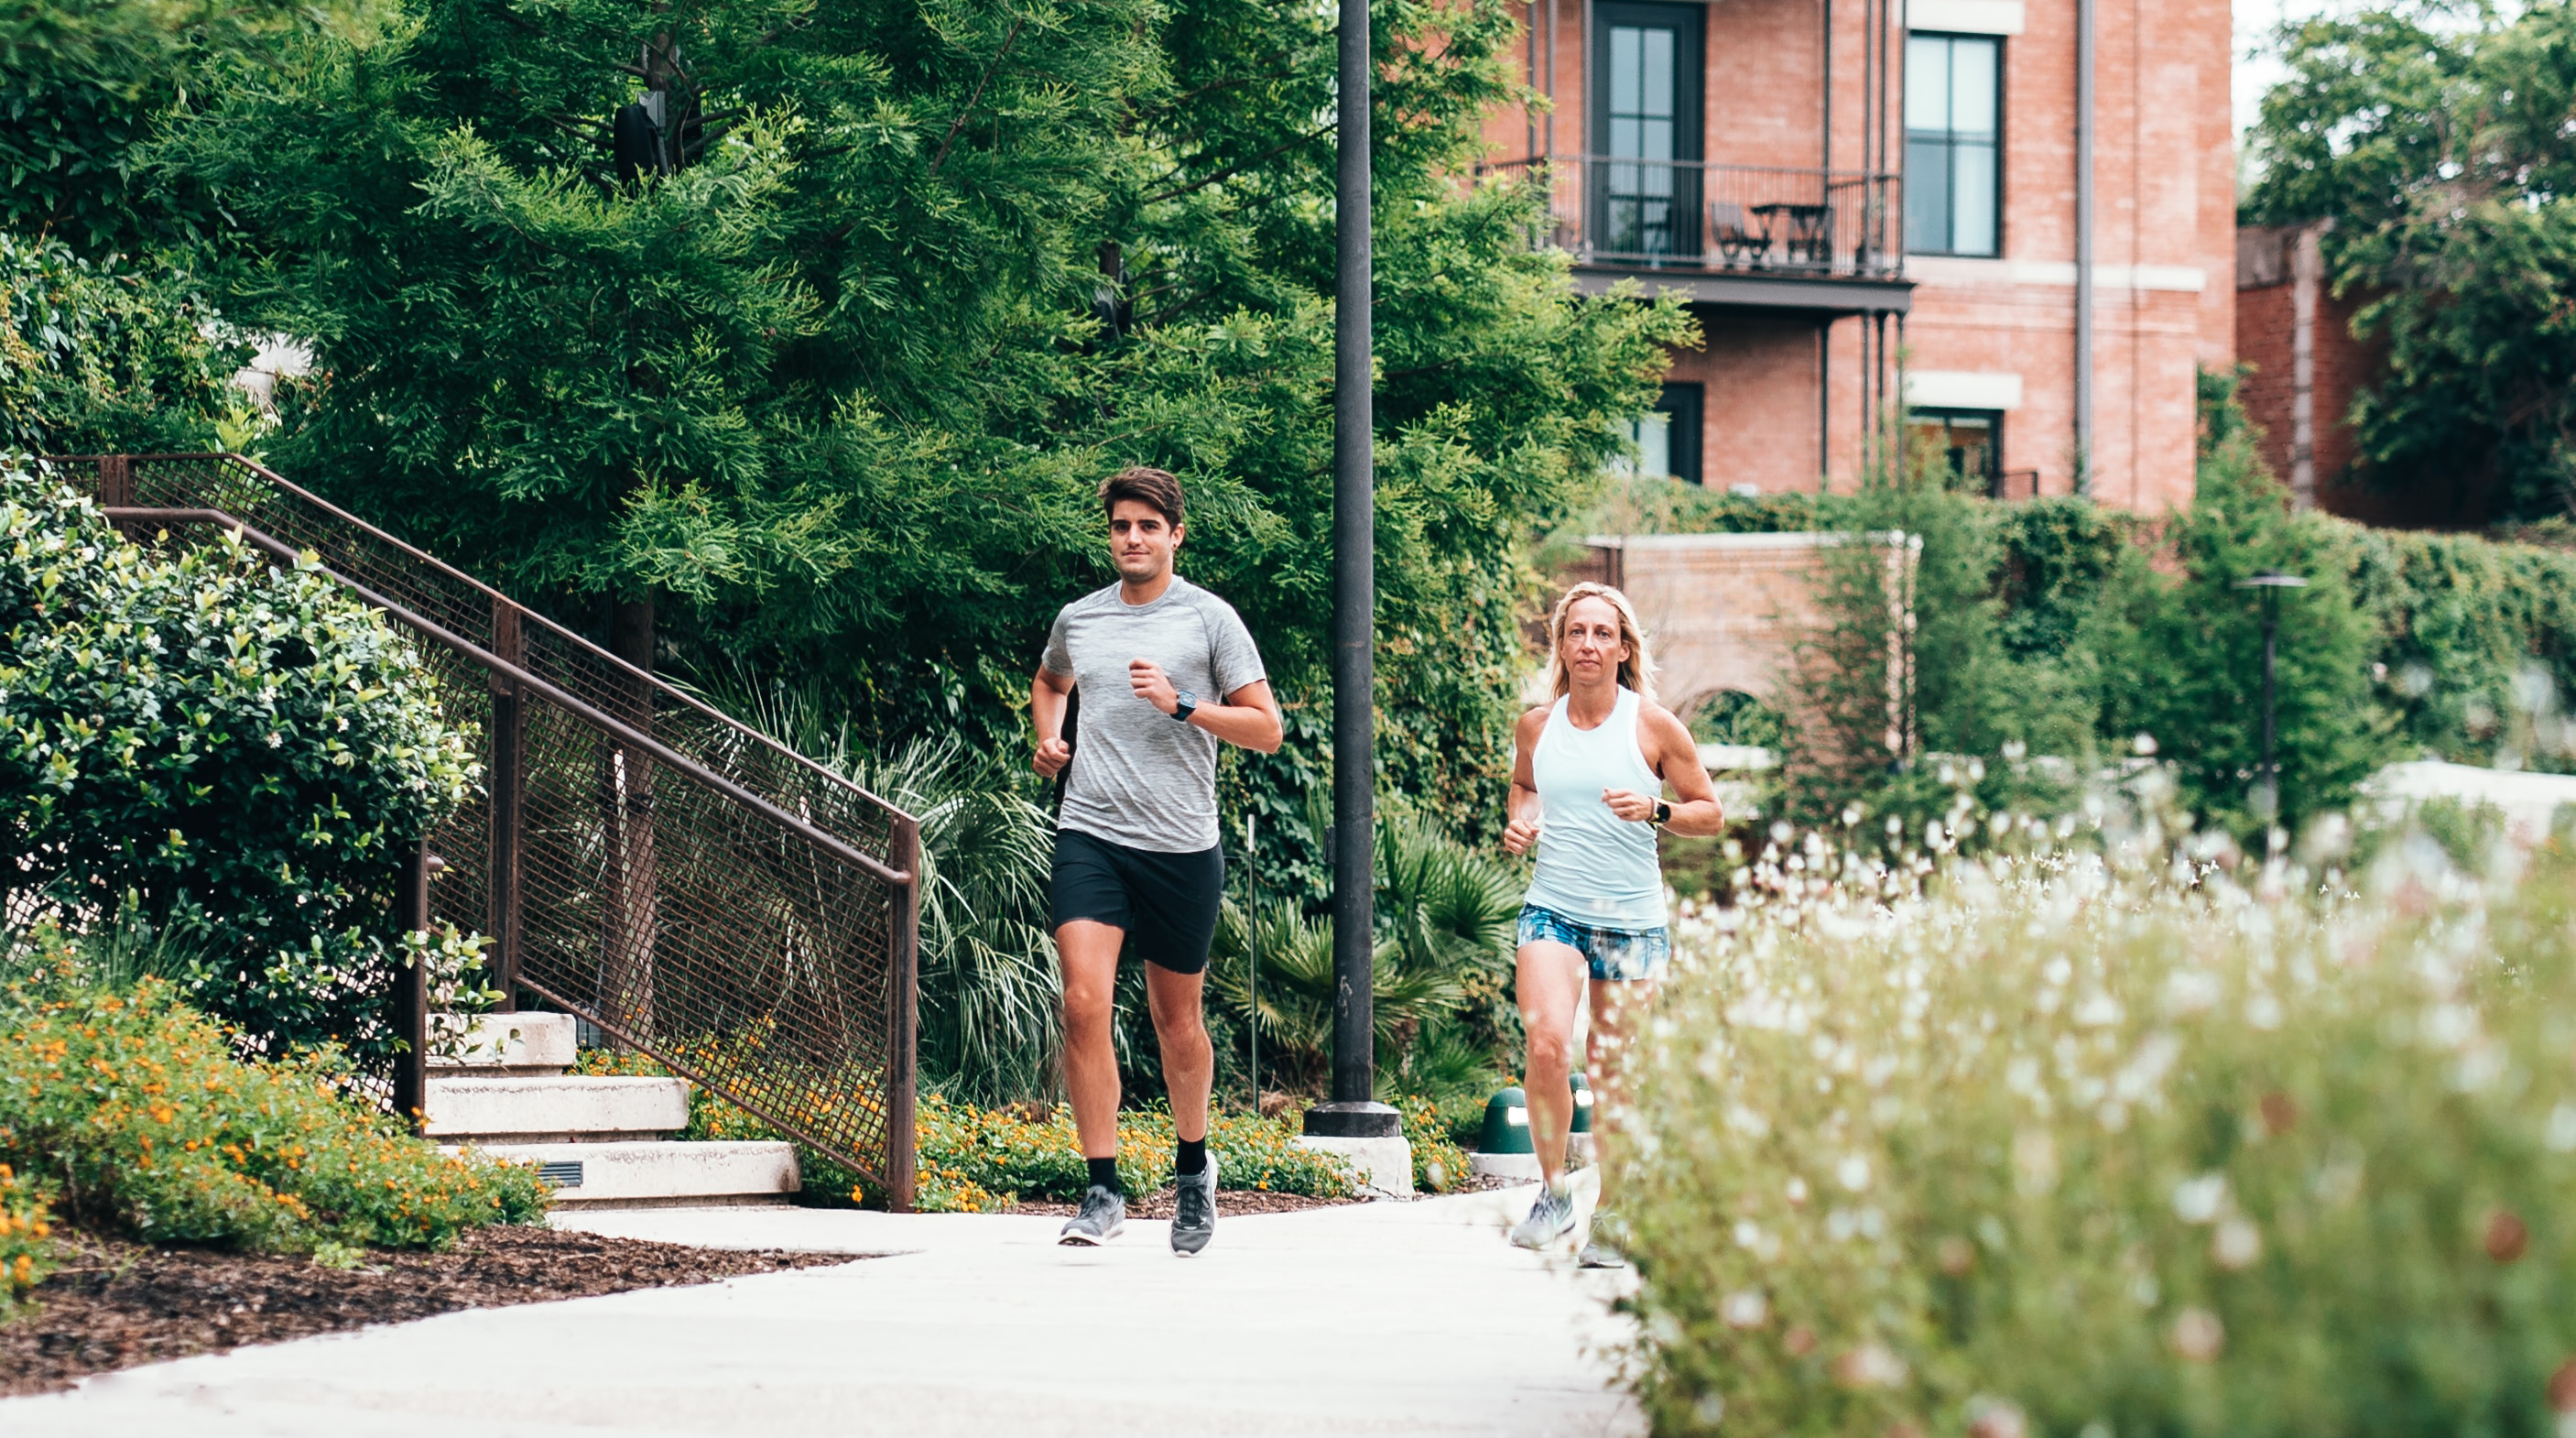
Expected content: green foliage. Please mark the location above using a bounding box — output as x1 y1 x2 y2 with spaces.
0 463 479 1072
1777 475 2095 847
2091 419 2387 832
153 0 1688 835
0 0 385 254
1398 1093 1471 1193
1617 811 2576 1438
2335 521 2576 773
2244 3 2576 522
0 1160 51 1312
1208 813 1522 1101
0 234 245 452
700 670 1060 1105
581 1055 1364 1211
0 964 545 1251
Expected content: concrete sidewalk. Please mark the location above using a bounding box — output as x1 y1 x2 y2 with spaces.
0 1187 1641 1437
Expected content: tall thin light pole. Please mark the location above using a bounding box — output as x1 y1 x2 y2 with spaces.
2237 572 2308 824
1311 0 1398 1141
2074 0 2096 496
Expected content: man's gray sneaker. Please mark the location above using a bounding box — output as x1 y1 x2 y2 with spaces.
1510 1182 1578 1250
1170 1155 1218 1256
1060 1184 1126 1246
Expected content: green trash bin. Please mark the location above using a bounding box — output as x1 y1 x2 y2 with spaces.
1571 1072 1595 1134
1477 1087 1532 1154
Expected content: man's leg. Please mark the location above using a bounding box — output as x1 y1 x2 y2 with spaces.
1515 942 1586 1187
1145 964 1212 1147
1058 920 1127 1164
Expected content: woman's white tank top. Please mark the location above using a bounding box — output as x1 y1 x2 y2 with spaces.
1523 686 1668 929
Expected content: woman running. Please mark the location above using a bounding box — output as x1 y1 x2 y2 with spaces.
1504 582 1723 1260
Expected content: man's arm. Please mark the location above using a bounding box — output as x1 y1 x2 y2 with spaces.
1602 705 1725 836
1127 660 1282 753
1032 666 1074 777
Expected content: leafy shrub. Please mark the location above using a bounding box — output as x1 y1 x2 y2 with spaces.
577 1050 1362 1212
1209 812 1522 1100
0 1161 51 1312
1398 1095 1471 1193
0 464 478 1073
1616 804 2576 1438
0 972 545 1251
0 235 248 453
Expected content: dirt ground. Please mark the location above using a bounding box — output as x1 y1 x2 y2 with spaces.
1 1224 854 1397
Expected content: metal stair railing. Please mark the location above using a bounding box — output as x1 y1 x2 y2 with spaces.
39 455 923 1209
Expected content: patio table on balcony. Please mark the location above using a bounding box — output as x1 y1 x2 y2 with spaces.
1750 202 1832 268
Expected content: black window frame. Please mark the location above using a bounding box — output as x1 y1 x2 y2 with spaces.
1588 1 1706 264
1908 405 2005 494
1656 382 1704 485
1904 30 2005 259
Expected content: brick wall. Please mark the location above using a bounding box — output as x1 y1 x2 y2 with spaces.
1481 0 2236 516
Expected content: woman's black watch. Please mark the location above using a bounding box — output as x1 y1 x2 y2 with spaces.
1653 800 1673 826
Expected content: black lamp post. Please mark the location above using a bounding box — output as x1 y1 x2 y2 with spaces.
1306 0 1398 1144
2235 571 2308 822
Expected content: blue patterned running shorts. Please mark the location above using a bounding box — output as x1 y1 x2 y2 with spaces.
1516 904 1671 982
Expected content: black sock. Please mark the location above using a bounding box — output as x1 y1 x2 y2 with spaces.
1176 1138 1207 1180
1087 1156 1121 1194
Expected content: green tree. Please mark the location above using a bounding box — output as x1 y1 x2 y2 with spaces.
0 0 384 253
2089 381 2388 833
2245 2 2576 522
1 233 245 452
157 0 1688 832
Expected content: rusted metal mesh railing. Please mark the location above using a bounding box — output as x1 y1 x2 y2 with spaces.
40 455 922 1207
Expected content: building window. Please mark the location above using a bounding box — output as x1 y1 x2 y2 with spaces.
1905 32 2001 257
1589 2 1704 262
1614 383 1704 485
1908 407 2003 493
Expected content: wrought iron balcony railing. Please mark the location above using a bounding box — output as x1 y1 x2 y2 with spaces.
1485 156 1905 282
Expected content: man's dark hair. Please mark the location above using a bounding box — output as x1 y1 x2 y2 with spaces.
1100 466 1184 527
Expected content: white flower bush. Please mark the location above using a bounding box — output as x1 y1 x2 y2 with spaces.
1618 791 2576 1438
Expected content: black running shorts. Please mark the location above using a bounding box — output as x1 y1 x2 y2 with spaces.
1049 827 1226 975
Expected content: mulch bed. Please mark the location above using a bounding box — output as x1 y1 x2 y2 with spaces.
2 1225 854 1398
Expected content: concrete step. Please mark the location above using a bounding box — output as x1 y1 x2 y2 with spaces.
423 1074 690 1143
429 1011 579 1076
452 1140 799 1209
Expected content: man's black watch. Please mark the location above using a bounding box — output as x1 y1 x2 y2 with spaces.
1652 800 1673 827
1171 690 1198 724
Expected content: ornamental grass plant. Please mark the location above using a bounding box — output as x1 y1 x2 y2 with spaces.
0 953 545 1255
1617 790 2576 1438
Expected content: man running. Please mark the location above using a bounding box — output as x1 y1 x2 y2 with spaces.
1502 582 1722 1263
1032 466 1281 1254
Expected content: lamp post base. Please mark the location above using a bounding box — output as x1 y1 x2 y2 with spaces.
1302 1100 1401 1138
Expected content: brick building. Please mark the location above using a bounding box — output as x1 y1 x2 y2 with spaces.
2233 223 2483 528
1481 0 2236 512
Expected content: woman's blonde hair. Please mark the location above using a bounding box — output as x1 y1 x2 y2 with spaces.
1546 582 1658 703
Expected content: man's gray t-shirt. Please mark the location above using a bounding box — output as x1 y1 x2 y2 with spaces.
1042 576 1266 854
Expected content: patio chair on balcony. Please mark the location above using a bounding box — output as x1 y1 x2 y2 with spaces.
1711 201 1766 268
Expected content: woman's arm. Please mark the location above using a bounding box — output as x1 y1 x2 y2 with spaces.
1602 704 1726 836
1503 707 1548 855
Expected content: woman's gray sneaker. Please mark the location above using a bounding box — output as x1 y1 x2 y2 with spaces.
1060 1185 1126 1246
1170 1156 1219 1255
1509 1182 1578 1250
1577 1240 1627 1269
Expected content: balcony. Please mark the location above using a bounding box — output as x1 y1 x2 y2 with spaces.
1485 157 1912 315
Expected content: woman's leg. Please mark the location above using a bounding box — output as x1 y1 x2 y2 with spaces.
1585 975 1660 1195
1516 941 1587 1187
